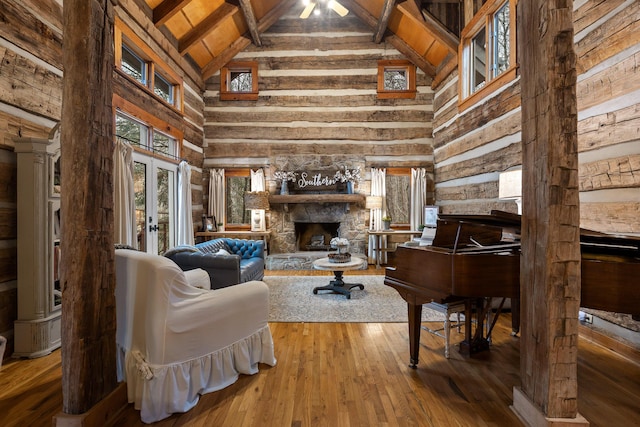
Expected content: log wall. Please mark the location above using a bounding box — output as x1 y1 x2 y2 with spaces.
0 0 204 356
433 0 640 236
202 9 434 253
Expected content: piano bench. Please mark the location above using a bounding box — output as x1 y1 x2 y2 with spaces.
422 300 466 358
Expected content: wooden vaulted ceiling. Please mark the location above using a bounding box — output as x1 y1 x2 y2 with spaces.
145 0 459 81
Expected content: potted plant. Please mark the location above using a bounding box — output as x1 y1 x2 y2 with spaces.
382 215 392 230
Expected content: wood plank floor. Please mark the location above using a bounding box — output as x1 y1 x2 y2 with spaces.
1 270 639 426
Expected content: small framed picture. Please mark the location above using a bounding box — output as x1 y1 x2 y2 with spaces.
424 205 439 228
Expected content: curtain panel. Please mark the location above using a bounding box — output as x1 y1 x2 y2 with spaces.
113 138 136 247
177 161 195 245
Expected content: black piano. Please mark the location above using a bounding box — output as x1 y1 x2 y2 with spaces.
384 210 640 368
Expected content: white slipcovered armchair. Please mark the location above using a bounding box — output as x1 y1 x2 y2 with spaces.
115 249 276 423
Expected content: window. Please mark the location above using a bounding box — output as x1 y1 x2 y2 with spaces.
113 95 183 254
115 111 178 159
459 0 517 110
225 169 251 229
377 60 416 99
385 168 411 228
121 45 147 85
114 18 183 111
220 61 259 101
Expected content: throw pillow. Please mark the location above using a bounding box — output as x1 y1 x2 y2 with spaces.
183 268 211 290
163 245 199 258
216 248 231 255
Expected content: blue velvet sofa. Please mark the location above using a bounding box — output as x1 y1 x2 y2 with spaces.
164 238 265 290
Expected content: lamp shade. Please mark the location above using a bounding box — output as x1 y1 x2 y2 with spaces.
365 195 383 209
498 169 522 199
244 191 270 210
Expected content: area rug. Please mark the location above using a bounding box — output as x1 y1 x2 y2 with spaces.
264 275 447 323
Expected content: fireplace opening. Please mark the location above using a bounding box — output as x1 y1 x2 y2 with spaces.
295 222 339 251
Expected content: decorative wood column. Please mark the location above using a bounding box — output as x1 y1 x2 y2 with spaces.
513 1 588 426
56 0 121 422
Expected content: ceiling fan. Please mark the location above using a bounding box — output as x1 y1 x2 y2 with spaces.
300 0 349 19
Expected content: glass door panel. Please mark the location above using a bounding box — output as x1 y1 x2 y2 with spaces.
133 154 176 254
155 166 175 255
134 161 147 252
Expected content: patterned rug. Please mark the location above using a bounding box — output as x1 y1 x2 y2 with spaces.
264 275 447 323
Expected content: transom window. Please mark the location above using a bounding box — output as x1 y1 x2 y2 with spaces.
115 113 178 158
459 0 517 110
220 61 259 101
114 18 183 111
377 60 416 99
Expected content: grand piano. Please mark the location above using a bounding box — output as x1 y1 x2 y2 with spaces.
384 210 640 368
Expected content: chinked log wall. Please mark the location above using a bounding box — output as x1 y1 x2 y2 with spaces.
202 9 436 230
0 0 205 354
432 0 640 235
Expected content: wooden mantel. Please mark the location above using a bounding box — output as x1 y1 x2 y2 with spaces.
269 194 365 206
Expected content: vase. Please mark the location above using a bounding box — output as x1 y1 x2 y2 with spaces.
346 181 353 194
337 244 349 254
383 220 391 230
280 181 289 195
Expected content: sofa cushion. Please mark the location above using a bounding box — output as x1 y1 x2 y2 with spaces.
164 245 199 258
196 239 231 254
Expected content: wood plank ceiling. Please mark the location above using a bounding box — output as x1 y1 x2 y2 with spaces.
144 0 459 82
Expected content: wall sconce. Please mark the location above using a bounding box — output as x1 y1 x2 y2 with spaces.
244 191 270 231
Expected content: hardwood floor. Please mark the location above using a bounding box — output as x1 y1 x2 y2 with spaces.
1 270 639 426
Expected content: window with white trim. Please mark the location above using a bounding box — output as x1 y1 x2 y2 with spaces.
459 0 517 110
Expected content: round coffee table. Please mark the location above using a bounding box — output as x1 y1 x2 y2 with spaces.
312 256 366 299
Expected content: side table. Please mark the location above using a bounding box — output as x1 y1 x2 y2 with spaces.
312 257 366 299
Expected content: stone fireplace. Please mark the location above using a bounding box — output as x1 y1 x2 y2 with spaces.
264 155 369 269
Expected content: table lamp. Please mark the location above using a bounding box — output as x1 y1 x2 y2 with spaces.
244 191 270 231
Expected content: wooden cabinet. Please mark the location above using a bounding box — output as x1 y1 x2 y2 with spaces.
13 131 61 358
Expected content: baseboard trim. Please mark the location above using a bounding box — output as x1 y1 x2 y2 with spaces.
53 382 128 427
579 324 640 365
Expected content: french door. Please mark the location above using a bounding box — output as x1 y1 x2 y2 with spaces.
133 153 177 255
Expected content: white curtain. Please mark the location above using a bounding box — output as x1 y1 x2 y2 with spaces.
208 169 225 228
177 161 194 246
368 168 387 264
410 168 427 230
113 138 136 247
250 168 266 231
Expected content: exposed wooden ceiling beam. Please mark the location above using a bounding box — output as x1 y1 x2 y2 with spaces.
397 0 459 53
201 0 298 81
238 0 262 47
178 2 239 55
153 0 193 28
386 34 436 76
373 0 396 44
342 0 436 76
202 36 252 81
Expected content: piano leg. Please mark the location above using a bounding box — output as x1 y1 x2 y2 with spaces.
511 297 520 336
408 303 422 368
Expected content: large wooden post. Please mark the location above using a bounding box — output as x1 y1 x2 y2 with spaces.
512 1 588 426
58 0 118 418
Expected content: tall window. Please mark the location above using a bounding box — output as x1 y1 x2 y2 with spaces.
385 168 411 228
225 169 251 229
459 0 517 110
114 95 183 254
